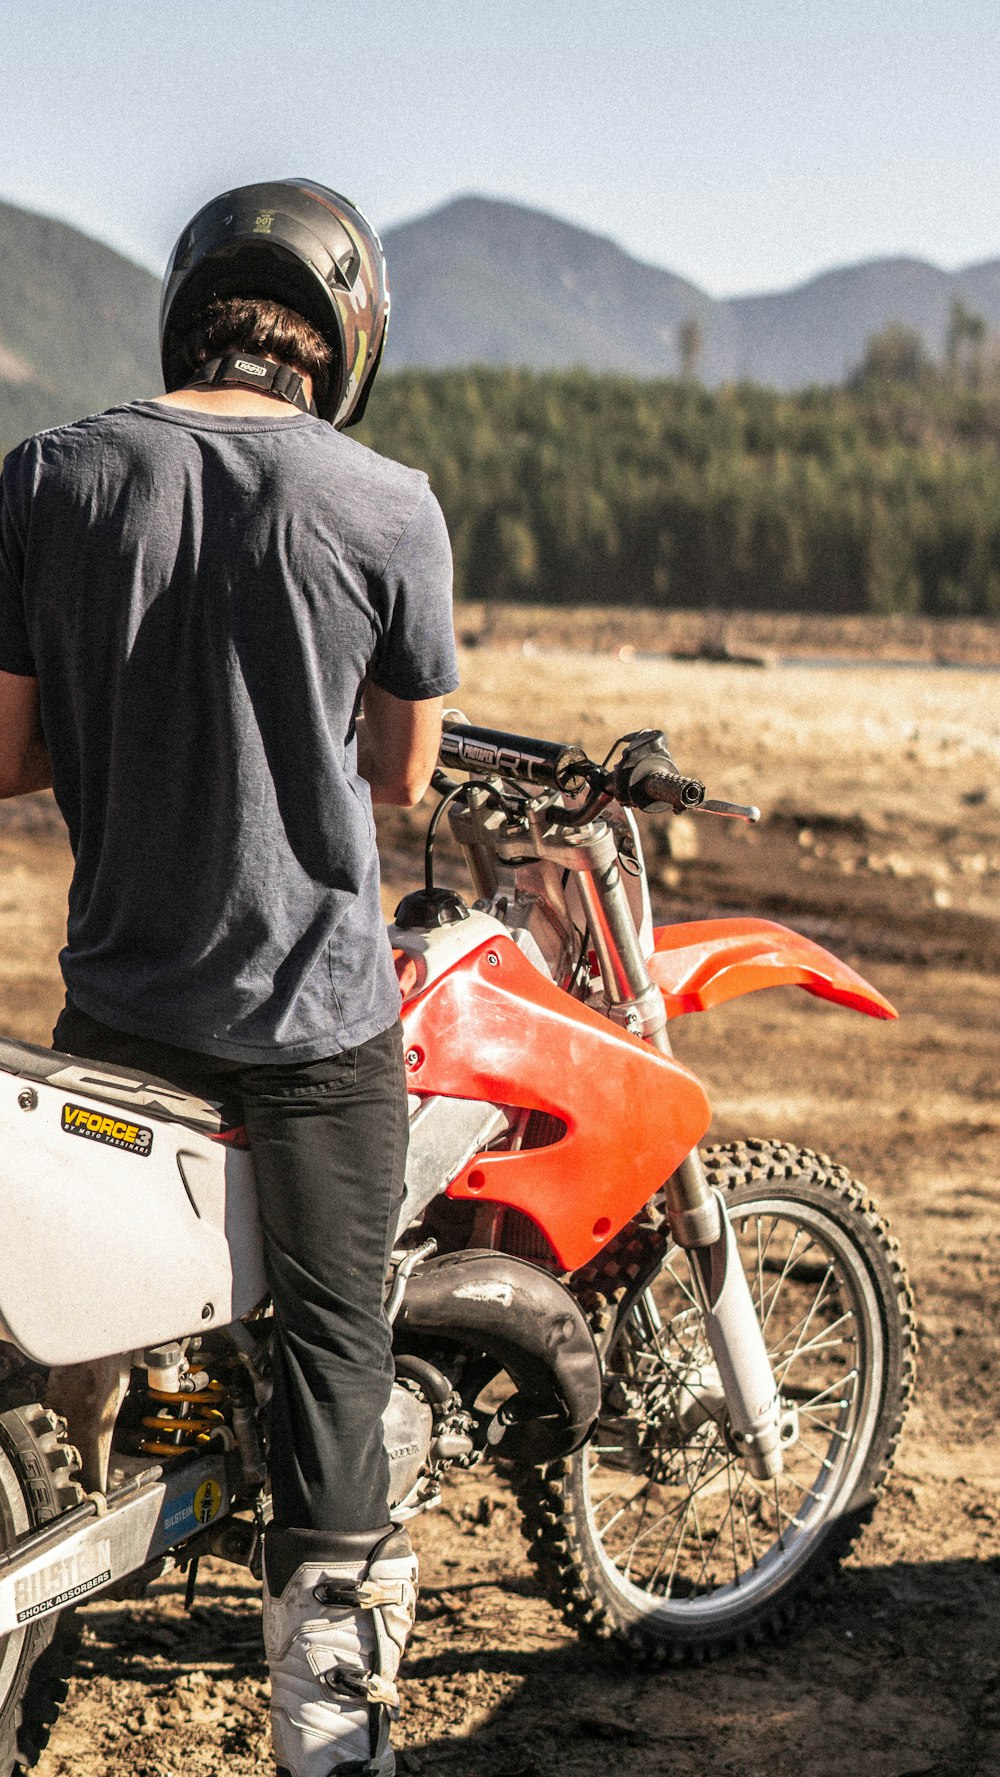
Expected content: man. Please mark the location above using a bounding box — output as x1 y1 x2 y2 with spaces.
0 180 458 1777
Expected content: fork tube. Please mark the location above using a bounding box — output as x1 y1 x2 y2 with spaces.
573 837 781 1476
552 823 721 1243
569 841 670 1051
458 785 501 902
686 1191 784 1481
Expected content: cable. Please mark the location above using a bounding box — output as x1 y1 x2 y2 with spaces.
424 781 468 893
567 920 591 997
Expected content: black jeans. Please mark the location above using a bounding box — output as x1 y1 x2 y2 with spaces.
52 1003 408 1538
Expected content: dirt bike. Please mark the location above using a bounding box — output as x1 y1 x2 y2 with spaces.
0 718 914 1771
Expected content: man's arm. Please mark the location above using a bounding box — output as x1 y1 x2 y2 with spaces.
357 681 443 807
0 672 51 798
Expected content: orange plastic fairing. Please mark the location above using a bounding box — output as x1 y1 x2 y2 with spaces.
400 936 711 1271
648 919 897 1021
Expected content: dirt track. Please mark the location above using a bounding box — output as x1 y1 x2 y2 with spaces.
3 640 997 1777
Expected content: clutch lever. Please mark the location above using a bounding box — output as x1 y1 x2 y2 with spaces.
696 797 762 824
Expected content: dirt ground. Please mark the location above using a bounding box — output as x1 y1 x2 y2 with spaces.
454 602 1000 668
3 632 997 1777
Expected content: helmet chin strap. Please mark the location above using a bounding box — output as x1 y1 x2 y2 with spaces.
185 353 318 415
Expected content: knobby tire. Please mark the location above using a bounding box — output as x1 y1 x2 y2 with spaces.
514 1140 917 1662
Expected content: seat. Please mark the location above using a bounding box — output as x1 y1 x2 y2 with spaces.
0 1034 229 1137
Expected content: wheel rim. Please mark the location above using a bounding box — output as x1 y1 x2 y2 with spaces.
583 1194 884 1628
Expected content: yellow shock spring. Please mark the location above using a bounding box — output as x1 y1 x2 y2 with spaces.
139 1379 230 1458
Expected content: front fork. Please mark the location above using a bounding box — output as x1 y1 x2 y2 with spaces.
456 804 784 1481
668 1156 783 1480
554 818 784 1482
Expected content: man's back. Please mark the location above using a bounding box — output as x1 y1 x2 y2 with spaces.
0 177 456 1777
0 401 456 1059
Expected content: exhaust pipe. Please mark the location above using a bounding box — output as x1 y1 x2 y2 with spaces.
393 1249 602 1465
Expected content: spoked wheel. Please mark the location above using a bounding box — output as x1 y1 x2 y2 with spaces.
0 1406 84 1773
516 1142 916 1660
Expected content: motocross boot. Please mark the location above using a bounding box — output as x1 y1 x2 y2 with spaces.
263 1525 418 1777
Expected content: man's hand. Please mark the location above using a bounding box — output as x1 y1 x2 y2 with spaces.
0 672 51 798
357 682 443 807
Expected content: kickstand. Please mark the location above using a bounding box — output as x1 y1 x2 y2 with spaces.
184 1556 200 1612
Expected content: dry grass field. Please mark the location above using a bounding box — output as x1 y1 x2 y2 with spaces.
4 624 996 1777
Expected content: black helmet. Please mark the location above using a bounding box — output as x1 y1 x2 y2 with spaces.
159 179 390 427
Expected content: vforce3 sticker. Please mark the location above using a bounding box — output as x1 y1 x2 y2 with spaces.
61 1102 153 1156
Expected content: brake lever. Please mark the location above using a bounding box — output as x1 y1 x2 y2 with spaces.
696 798 762 824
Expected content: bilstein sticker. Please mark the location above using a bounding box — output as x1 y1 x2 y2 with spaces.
15 1537 112 1622
161 1478 223 1543
162 1492 199 1539
61 1103 152 1156
193 1479 222 1524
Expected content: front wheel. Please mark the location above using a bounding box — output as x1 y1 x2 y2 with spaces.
516 1141 916 1660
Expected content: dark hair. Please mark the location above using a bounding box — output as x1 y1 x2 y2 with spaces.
181 296 334 396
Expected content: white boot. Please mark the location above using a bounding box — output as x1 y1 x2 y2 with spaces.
263 1526 418 1777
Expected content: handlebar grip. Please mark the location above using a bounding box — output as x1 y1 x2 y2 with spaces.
637 771 706 811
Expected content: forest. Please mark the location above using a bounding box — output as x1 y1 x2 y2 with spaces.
356 342 1000 616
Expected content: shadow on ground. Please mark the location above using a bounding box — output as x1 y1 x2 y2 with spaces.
390 1554 1000 1777
68 1554 1000 1777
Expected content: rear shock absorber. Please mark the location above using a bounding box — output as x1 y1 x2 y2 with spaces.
136 1344 232 1458
139 1380 231 1458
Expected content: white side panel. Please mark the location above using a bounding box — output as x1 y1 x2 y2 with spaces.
0 1073 265 1366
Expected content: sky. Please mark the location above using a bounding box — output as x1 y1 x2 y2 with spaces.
2 0 1000 298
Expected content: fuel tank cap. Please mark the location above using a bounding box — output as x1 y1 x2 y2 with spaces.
393 888 471 931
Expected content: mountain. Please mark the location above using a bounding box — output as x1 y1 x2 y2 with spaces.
383 196 1000 387
5 192 1000 450
382 195 731 378
727 258 959 385
0 200 160 447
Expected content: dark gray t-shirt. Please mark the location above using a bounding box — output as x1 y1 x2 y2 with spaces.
0 402 458 1061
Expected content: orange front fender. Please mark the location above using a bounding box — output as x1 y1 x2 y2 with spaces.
648 919 897 1021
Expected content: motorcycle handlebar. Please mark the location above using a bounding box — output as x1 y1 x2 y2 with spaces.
439 722 592 792
440 720 707 810
437 720 759 825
